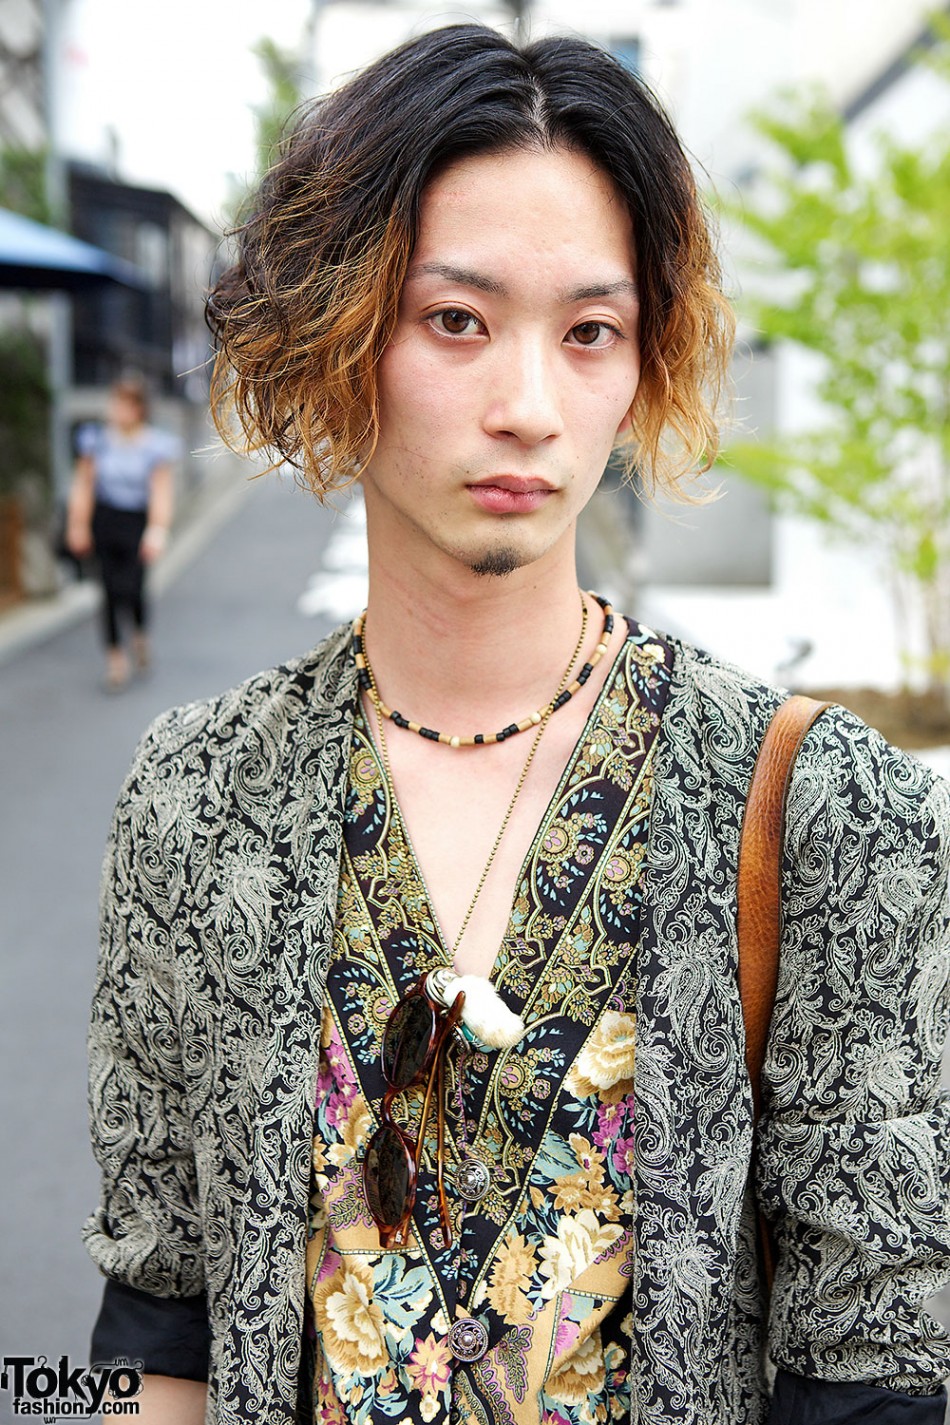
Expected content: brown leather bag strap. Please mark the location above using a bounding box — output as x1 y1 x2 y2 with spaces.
738 694 830 1118
738 694 830 1292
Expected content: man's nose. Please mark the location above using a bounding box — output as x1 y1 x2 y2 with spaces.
483 337 565 446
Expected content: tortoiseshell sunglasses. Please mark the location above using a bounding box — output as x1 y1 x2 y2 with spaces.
363 976 465 1248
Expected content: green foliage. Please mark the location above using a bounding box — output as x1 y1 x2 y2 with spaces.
223 37 304 228
724 50 950 696
0 327 51 499
251 38 305 174
0 153 54 507
0 146 51 224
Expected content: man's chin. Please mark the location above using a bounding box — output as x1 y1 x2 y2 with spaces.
468 545 525 578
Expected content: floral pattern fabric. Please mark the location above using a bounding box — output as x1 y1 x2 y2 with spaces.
305 624 674 1425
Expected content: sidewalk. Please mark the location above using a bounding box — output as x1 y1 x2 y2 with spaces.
0 471 337 1382
0 447 254 669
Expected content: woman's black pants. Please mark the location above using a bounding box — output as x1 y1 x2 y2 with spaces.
91 502 148 650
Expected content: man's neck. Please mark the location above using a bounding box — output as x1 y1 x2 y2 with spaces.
362 546 592 737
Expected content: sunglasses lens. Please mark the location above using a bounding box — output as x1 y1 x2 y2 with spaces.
382 992 436 1089
364 1124 413 1228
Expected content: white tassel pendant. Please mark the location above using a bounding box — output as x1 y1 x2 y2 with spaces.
426 968 526 1050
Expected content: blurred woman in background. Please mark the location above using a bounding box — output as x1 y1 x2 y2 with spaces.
66 378 176 691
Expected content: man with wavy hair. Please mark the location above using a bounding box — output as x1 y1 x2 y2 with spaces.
84 23 950 1425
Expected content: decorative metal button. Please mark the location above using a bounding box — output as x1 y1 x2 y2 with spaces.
448 1317 489 1362
455 1158 492 1203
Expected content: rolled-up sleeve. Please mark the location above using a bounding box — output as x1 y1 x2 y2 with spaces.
83 714 209 1371
757 709 950 1398
91 1280 210 1381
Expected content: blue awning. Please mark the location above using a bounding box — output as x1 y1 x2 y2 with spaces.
0 207 146 291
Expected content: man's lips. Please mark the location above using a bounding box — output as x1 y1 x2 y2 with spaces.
467 475 555 514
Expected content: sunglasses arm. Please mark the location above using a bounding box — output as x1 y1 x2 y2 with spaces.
415 993 464 1245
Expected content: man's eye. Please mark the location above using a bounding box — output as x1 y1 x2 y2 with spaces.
432 309 480 336
569 321 617 348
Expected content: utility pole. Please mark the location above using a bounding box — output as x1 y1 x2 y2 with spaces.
42 0 74 529
505 0 530 43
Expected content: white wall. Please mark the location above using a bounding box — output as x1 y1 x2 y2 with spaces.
849 59 950 174
315 1 512 91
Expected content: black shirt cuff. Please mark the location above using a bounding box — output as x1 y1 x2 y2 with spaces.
91 1278 210 1382
770 1369 948 1424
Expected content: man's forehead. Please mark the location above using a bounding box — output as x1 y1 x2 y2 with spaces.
408 147 637 295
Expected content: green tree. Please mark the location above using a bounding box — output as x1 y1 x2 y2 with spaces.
224 37 305 227
0 146 51 224
0 151 54 554
0 327 50 499
251 37 305 173
725 45 950 705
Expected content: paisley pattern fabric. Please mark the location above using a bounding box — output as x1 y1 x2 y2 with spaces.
84 621 950 1424
304 627 672 1425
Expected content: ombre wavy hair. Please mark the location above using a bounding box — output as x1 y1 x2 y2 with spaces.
207 24 734 501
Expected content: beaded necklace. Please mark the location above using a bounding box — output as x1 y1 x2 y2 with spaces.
365 594 592 966
353 592 614 749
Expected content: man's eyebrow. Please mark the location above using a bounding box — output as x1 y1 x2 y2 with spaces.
562 279 639 303
407 262 507 295
406 263 639 306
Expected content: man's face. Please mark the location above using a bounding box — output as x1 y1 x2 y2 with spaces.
361 144 640 581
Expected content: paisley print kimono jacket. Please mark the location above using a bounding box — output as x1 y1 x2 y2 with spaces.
84 622 950 1424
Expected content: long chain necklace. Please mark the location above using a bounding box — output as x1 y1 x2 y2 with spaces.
366 593 592 963
354 593 614 748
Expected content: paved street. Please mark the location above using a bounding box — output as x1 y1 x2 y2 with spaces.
1 473 948 1415
0 472 339 1408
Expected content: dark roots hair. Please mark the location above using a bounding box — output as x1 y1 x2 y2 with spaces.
207 24 734 500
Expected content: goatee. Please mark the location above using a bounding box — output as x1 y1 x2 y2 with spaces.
469 546 522 578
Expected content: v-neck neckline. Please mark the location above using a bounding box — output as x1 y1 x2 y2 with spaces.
356 617 638 984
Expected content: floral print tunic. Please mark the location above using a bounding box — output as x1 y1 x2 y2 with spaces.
305 622 673 1424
